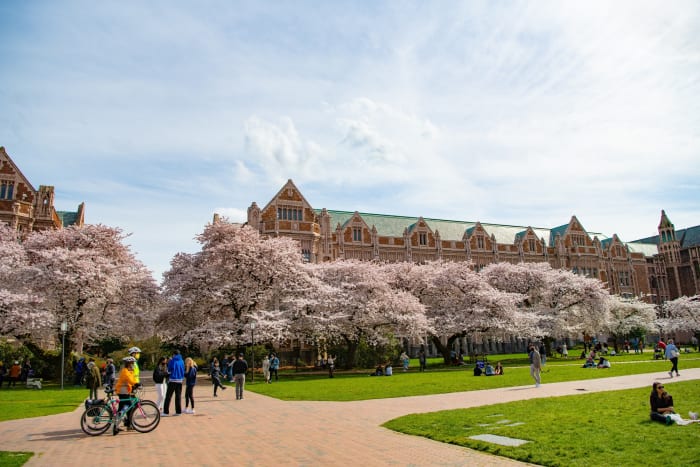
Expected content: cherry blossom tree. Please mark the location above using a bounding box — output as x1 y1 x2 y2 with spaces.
481 262 612 352
658 296 700 340
300 260 429 368
0 224 51 339
605 295 658 352
159 220 309 348
385 261 525 363
20 224 159 351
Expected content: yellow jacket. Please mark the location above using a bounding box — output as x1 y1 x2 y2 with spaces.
115 367 137 395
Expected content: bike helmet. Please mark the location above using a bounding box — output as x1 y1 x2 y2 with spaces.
122 356 136 363
128 346 141 354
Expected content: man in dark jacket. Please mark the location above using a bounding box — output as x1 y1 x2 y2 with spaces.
163 350 185 415
232 353 249 400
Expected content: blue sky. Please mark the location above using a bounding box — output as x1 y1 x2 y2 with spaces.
1 1 699 282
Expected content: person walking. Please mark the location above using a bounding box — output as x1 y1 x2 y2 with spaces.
262 354 271 384
529 344 542 387
153 357 169 413
665 339 680 377
104 358 116 389
539 343 547 367
400 352 410 372
232 353 248 400
184 357 197 414
418 349 427 372
163 350 185 416
269 353 279 382
85 358 102 400
210 358 227 397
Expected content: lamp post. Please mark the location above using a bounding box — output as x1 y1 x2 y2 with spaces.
250 322 255 383
60 321 68 390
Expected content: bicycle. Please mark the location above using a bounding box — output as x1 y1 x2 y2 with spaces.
80 384 160 436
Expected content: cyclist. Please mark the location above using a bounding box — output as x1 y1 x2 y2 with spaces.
128 347 142 384
115 356 139 430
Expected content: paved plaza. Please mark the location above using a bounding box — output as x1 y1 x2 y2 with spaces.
1 368 698 466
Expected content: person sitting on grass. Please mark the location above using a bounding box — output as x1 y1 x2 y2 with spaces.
650 382 681 425
484 363 495 376
384 363 393 376
473 364 482 376
597 357 611 368
494 361 504 375
371 364 383 376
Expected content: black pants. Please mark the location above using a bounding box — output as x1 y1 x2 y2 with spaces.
270 368 278 381
670 357 679 374
164 381 182 414
185 385 195 409
212 376 225 395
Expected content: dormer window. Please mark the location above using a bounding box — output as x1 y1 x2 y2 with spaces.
477 236 484 249
419 232 427 246
352 227 362 242
528 239 536 251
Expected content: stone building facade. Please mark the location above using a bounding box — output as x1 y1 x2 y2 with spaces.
246 180 680 300
0 147 84 233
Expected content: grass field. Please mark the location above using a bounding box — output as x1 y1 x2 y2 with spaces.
383 379 700 467
247 353 700 401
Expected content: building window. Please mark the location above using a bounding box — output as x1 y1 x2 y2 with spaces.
352 227 362 242
277 206 302 221
618 271 630 287
419 233 427 246
477 236 484 249
528 239 536 252
0 181 14 200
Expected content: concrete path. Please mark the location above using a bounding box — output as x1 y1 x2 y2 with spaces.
1 368 698 467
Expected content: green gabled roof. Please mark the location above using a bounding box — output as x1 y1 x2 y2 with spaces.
630 225 700 250
57 211 79 227
548 224 569 246
678 226 700 248
318 210 557 244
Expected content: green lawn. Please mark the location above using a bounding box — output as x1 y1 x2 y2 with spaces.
383 379 700 467
0 384 87 422
247 355 700 401
0 452 33 467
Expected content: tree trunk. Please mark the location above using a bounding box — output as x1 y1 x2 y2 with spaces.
343 336 359 370
430 335 451 364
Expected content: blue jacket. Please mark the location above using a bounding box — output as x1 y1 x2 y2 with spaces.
168 354 185 382
185 366 197 387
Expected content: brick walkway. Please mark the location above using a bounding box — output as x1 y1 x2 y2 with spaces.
2 368 698 466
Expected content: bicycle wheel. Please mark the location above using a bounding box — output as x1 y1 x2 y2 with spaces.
130 400 160 433
80 406 111 436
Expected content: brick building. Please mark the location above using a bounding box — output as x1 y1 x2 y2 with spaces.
246 180 699 306
0 147 84 233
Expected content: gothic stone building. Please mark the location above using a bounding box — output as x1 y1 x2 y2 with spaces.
246 180 700 306
0 147 85 234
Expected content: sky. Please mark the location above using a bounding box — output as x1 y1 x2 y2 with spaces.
1 1 699 283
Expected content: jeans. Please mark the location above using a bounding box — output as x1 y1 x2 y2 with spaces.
234 373 246 399
530 365 541 385
164 381 182 414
